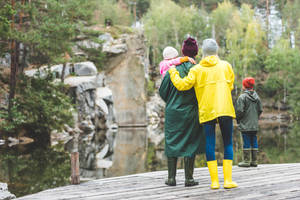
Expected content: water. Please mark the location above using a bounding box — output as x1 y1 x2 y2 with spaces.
0 143 70 197
1 121 300 197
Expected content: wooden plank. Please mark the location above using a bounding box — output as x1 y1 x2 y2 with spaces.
17 163 300 200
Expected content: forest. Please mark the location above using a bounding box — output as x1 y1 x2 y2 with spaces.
0 0 300 137
1 0 300 198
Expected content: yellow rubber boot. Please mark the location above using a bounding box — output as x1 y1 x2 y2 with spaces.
223 160 238 189
207 160 220 189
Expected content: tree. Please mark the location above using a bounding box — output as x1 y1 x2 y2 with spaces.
94 0 132 26
265 39 300 116
0 0 98 140
143 0 210 66
225 4 266 88
211 0 236 46
282 0 300 47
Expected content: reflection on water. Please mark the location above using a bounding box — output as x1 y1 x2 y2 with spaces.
1 121 300 197
107 128 148 177
0 143 70 197
105 121 300 178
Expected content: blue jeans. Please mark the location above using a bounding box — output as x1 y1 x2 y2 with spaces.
242 131 258 150
203 116 234 161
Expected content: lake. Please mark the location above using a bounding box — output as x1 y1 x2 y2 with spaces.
1 120 299 197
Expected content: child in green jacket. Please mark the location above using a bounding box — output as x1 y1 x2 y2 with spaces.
236 77 263 167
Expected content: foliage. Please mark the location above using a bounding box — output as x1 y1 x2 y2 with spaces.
0 73 74 136
211 0 236 47
143 0 210 65
282 0 300 47
77 37 106 70
0 1 14 55
265 39 300 116
262 75 283 98
147 79 155 97
94 0 132 26
136 0 151 18
0 0 100 137
225 3 266 85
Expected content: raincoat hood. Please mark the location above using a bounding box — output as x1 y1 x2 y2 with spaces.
199 55 219 67
244 90 260 102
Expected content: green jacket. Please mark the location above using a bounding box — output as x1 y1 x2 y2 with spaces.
235 90 263 132
159 62 205 157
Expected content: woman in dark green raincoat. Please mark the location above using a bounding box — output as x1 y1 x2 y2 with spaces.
159 37 205 187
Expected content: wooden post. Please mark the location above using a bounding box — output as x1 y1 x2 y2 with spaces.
71 132 80 184
71 152 80 184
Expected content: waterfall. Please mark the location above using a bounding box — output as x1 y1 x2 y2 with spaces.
255 0 282 48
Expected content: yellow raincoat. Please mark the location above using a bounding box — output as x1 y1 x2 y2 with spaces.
169 55 236 124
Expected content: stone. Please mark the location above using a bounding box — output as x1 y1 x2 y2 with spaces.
99 33 128 54
0 183 16 200
96 87 113 103
76 40 101 49
74 62 97 76
95 115 107 130
80 168 104 179
19 137 34 145
51 64 71 78
25 63 71 79
96 144 110 159
24 67 46 78
98 33 113 44
0 53 10 68
7 137 19 147
95 73 106 87
96 159 113 169
104 44 128 54
64 76 97 91
85 91 95 108
95 98 109 115
79 120 95 135
51 130 72 147
147 125 164 146
105 33 147 126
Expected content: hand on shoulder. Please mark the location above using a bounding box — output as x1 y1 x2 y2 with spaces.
188 57 196 64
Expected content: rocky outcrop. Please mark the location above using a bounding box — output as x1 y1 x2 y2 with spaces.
0 183 15 200
104 32 148 126
24 61 97 78
99 33 128 54
24 59 118 179
146 93 165 145
0 54 10 68
61 72 117 179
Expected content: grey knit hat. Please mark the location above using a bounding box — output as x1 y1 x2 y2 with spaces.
202 39 218 57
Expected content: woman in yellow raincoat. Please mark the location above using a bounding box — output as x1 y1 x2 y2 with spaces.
168 39 238 189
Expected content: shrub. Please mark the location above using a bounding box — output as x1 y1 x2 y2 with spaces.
0 72 74 141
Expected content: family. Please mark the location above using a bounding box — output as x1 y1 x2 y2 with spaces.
159 37 262 189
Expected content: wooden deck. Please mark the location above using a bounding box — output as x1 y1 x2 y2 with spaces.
18 163 300 200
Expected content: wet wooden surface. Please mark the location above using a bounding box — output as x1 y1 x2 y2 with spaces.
18 163 300 200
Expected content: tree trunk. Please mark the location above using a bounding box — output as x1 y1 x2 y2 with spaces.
8 0 17 117
266 0 269 48
61 62 66 83
20 45 27 74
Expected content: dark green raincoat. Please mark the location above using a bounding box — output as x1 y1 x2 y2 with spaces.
235 90 263 132
159 62 205 157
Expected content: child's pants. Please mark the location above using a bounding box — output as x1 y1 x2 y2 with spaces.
241 131 258 150
203 116 234 161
